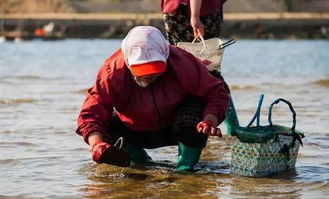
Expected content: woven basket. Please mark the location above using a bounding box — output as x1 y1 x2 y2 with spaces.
231 134 301 177
230 94 305 177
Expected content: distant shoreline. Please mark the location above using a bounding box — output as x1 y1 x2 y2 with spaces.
2 12 329 20
1 12 329 40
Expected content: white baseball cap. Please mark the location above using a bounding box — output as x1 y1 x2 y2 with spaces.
121 26 170 76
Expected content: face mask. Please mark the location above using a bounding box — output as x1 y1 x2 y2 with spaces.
133 77 150 87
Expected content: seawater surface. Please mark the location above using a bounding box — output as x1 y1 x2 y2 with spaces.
0 39 328 198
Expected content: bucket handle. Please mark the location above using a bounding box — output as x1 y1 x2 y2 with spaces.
192 37 236 53
246 94 264 128
219 39 236 50
268 98 296 131
114 137 124 149
192 35 207 53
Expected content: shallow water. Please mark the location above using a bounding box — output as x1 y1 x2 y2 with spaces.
0 39 328 198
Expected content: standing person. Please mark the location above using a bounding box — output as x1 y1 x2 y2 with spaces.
76 26 229 171
161 0 229 82
161 0 235 134
161 0 227 45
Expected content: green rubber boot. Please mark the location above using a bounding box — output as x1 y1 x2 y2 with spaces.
176 142 202 172
125 144 152 166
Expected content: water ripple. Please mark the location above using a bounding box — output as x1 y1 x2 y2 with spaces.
0 98 38 104
230 85 254 90
0 159 21 165
296 166 329 183
0 142 38 147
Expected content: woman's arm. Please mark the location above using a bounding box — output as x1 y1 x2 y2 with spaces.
76 65 114 144
190 0 204 37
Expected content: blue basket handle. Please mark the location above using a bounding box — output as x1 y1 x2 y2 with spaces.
268 98 296 131
246 94 264 128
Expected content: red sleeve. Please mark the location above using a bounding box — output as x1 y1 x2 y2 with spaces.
161 0 181 14
169 47 229 124
76 64 115 144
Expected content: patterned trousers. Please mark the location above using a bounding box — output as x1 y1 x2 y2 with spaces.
164 4 223 45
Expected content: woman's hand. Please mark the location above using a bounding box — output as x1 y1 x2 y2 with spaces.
190 0 204 37
91 140 111 162
89 132 131 167
190 17 204 38
196 114 222 138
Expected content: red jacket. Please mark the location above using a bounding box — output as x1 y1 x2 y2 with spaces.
76 46 229 143
161 0 226 16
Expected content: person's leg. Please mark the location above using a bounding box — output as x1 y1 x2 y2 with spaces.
105 115 180 165
172 96 208 171
200 7 223 40
125 144 152 165
163 4 194 45
164 3 223 45
176 142 203 171
126 126 180 165
104 116 152 165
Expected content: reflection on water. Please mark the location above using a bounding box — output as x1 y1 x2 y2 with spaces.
313 79 329 87
0 39 329 198
79 136 329 199
0 98 38 104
